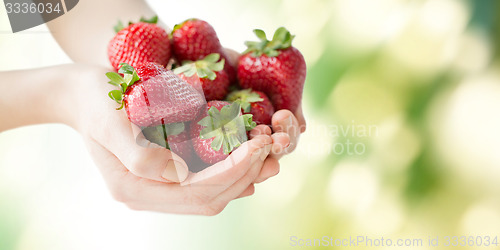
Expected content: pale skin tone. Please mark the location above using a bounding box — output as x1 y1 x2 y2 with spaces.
0 0 306 215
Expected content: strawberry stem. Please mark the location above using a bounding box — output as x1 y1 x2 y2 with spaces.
105 63 141 109
113 16 158 33
114 20 125 33
173 53 225 81
226 89 264 113
243 27 295 57
140 16 158 24
198 103 256 154
172 18 198 34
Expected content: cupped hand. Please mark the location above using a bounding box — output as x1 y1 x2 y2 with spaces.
248 107 306 183
67 64 276 214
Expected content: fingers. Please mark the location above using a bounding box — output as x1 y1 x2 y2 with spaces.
295 105 307 133
182 135 272 186
249 125 272 138
270 132 290 158
90 110 189 183
213 154 267 204
254 157 280 183
86 138 189 202
122 135 272 215
250 125 283 182
88 136 270 215
271 109 300 158
87 140 216 214
235 184 255 199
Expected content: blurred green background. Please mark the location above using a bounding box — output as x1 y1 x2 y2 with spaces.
1 0 500 249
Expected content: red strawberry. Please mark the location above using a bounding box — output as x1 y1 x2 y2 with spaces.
190 101 256 164
237 27 306 113
141 123 192 162
167 131 192 162
106 62 205 127
174 53 230 101
171 18 236 82
227 89 274 125
108 16 171 71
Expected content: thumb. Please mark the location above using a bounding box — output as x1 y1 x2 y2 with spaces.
92 114 189 183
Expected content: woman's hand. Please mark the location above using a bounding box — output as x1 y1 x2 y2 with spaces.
0 62 304 215
61 64 279 214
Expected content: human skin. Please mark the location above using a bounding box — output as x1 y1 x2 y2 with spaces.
0 0 306 215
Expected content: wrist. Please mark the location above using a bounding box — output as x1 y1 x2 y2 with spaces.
0 65 65 131
0 64 86 132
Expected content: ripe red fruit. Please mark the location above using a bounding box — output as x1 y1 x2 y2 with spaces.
108 16 171 71
167 131 192 162
226 89 274 125
171 18 236 82
106 62 205 127
190 101 256 164
237 27 306 113
174 53 230 101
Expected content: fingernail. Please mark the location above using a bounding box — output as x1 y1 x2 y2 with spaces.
280 115 293 129
272 142 284 155
162 160 188 182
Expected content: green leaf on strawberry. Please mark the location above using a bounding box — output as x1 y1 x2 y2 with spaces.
226 89 264 113
141 122 186 149
114 16 158 33
140 16 158 24
198 102 256 154
114 20 125 33
105 63 141 110
243 27 296 57
173 53 225 81
243 114 256 131
108 90 123 103
164 122 185 136
171 18 198 34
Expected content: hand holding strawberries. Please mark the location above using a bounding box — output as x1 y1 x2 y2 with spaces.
1 0 307 216
103 16 306 204
106 16 305 159
43 16 300 215
54 63 276 215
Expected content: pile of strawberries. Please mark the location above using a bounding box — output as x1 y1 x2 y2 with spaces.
105 16 306 170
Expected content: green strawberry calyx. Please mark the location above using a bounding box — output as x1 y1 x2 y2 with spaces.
243 27 295 57
226 89 264 113
171 18 198 34
141 122 186 149
114 16 159 33
198 102 257 154
173 53 225 81
105 63 141 110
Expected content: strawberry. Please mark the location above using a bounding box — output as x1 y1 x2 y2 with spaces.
190 101 256 164
108 16 171 71
226 89 274 125
237 27 306 113
174 53 230 101
171 18 236 82
105 62 205 127
141 122 192 162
